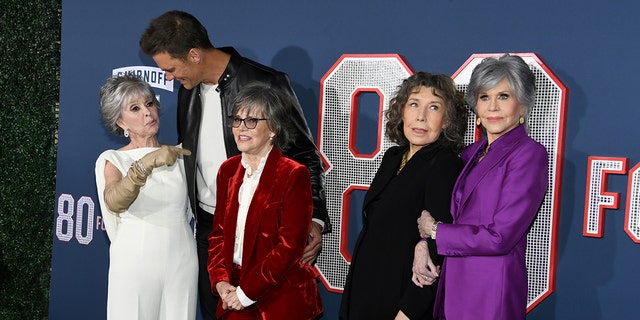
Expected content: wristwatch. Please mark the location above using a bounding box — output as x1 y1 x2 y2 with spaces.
431 221 441 240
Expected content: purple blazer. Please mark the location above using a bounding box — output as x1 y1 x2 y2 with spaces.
434 125 548 320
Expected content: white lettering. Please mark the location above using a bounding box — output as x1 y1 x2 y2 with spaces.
56 193 74 242
315 54 411 292
55 194 99 245
625 163 640 242
75 196 95 245
112 66 174 92
583 156 628 237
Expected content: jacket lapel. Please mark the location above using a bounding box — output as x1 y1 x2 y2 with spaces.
363 147 404 210
240 151 281 265
223 161 245 265
454 126 527 217
181 85 202 212
451 142 481 218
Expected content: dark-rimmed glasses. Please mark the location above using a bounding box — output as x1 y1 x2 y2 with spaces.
230 116 269 129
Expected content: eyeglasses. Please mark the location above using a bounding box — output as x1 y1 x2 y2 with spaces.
230 116 269 129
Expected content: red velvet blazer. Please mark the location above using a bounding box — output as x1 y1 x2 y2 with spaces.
207 150 322 319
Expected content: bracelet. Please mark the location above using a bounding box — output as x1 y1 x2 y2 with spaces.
431 221 441 240
135 159 149 177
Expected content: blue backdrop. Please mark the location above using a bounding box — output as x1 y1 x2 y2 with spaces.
51 1 640 319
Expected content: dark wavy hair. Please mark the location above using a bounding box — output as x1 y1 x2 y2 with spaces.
139 10 214 60
385 71 467 153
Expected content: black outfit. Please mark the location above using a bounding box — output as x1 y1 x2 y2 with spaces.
339 138 462 320
177 47 331 319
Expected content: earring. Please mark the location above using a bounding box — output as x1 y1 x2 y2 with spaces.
476 117 481 126
519 116 525 125
124 129 129 138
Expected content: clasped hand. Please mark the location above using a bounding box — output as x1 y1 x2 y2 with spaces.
413 209 439 287
216 281 244 311
411 241 440 287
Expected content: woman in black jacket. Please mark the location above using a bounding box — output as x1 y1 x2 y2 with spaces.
340 72 466 320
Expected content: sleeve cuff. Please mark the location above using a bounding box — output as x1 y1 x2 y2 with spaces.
236 286 256 307
312 218 325 232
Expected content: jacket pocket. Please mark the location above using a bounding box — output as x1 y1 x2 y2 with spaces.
259 202 284 238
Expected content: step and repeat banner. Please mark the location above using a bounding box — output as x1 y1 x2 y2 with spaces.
51 1 640 319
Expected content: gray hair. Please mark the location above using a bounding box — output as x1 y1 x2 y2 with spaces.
229 83 295 152
466 54 536 120
99 74 160 136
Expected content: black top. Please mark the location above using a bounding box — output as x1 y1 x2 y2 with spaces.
340 137 462 320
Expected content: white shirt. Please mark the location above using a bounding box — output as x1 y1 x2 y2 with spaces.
233 148 271 265
196 83 227 213
233 148 272 307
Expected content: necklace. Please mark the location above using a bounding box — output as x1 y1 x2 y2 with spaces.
478 144 490 161
397 151 409 175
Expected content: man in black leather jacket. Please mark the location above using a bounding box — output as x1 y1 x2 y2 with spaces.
140 10 331 320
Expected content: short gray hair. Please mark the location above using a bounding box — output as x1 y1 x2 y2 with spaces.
229 83 296 152
466 54 536 120
99 74 160 136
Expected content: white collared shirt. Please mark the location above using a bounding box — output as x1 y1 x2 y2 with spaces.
233 148 271 265
233 148 272 307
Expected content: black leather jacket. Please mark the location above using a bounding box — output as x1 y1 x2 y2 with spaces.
177 47 331 234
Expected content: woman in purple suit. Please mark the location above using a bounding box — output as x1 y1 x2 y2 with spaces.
412 54 549 320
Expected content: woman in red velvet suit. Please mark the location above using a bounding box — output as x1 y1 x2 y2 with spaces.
207 83 322 320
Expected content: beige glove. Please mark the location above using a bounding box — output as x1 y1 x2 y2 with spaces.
104 145 191 213
104 167 144 213
137 145 192 175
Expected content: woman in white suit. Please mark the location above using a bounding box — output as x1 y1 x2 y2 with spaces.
95 74 197 320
